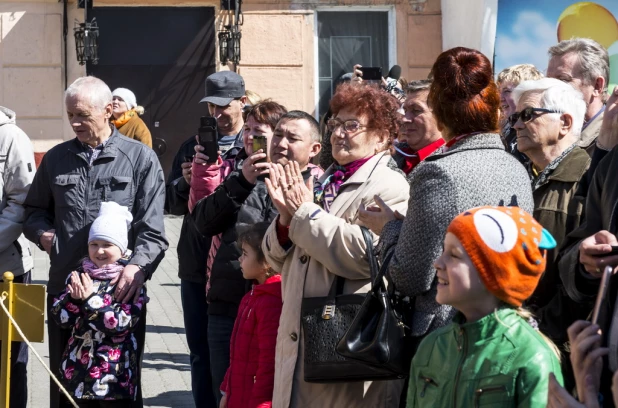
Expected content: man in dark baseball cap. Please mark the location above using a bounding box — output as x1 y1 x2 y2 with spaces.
200 71 247 153
200 71 246 106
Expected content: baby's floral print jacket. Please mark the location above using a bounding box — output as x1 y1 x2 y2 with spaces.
50 268 145 401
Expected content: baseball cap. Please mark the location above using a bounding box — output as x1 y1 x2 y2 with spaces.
200 71 246 106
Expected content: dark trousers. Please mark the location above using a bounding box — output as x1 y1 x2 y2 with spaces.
180 279 216 408
0 271 30 408
48 294 147 408
207 314 235 405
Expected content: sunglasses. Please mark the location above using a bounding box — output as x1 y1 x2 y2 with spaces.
327 118 368 134
508 107 561 127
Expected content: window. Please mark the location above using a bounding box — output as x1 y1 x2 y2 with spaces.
316 10 391 119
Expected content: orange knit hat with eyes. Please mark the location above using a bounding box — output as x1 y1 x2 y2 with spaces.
446 206 557 307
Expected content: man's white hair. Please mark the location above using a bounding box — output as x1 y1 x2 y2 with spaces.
512 78 586 138
65 76 113 110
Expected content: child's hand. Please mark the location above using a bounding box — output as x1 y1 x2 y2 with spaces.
79 273 94 299
68 271 82 299
68 271 94 300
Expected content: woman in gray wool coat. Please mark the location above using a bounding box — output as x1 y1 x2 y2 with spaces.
364 46 534 350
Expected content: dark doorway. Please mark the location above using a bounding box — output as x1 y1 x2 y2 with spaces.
87 7 216 179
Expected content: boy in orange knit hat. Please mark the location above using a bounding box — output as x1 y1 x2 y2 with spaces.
407 206 564 407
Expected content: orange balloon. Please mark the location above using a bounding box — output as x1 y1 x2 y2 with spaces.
557 2 618 49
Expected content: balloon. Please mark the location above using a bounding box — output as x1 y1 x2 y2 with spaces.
557 2 618 49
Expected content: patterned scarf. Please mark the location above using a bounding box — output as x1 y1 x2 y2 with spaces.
314 156 373 212
82 258 124 280
531 143 577 191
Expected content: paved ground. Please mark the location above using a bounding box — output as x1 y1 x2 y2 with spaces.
27 216 194 408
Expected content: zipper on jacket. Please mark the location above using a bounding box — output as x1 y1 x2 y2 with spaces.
419 375 438 397
246 287 254 319
452 327 467 408
85 163 92 227
473 385 507 408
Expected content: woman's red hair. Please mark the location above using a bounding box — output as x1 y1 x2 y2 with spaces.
330 83 400 140
428 47 500 136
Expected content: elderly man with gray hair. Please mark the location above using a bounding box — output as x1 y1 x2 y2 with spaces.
547 38 609 156
23 76 168 408
511 77 590 310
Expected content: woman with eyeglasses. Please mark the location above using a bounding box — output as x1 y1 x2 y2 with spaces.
374 46 534 364
262 82 409 407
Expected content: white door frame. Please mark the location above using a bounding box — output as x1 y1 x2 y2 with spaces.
313 5 397 119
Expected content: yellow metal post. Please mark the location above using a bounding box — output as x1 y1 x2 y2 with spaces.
0 271 14 408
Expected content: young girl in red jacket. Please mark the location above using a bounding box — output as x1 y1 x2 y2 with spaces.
220 222 283 408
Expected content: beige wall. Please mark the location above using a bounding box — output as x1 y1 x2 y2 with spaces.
0 0 444 153
0 0 84 154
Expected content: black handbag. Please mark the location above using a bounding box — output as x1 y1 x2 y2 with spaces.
335 248 411 378
300 227 406 383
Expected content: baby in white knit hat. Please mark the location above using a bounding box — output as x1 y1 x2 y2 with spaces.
50 201 145 402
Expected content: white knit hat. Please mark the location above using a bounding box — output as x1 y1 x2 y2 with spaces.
89 202 133 255
112 88 137 111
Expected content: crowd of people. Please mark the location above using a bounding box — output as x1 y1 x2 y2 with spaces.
1 35 618 408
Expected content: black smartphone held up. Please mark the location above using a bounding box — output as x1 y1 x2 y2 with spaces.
184 155 193 163
198 116 219 164
359 66 383 81
591 265 613 325
252 135 268 163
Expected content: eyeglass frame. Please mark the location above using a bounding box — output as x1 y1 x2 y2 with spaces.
326 118 369 134
508 107 562 127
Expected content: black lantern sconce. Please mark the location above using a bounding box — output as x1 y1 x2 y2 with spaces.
74 0 99 65
218 0 243 66
218 27 241 65
74 19 99 65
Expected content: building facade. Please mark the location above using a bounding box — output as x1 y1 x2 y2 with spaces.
0 0 496 175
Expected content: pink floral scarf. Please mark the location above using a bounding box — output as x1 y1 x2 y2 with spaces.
82 258 124 280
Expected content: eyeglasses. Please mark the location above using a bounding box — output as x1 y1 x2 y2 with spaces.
508 107 561 127
327 118 368 133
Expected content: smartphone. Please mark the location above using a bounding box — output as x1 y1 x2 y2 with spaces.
591 265 613 325
359 66 383 81
252 135 268 163
184 155 193 163
593 246 618 257
198 116 218 164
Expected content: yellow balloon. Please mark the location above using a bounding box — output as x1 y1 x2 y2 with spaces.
557 2 618 49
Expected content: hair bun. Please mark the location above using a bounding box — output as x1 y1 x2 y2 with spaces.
428 47 500 135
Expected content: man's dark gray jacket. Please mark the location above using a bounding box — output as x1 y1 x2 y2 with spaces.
23 129 168 294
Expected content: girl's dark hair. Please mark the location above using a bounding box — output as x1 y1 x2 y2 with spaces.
237 222 278 278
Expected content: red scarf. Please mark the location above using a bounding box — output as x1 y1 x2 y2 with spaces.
445 131 483 149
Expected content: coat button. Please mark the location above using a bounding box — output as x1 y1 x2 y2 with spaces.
290 332 298 341
300 255 308 264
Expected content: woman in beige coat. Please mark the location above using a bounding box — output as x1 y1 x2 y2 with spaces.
262 83 409 407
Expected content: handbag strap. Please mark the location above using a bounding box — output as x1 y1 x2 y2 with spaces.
371 249 394 291
361 226 379 282
329 226 377 297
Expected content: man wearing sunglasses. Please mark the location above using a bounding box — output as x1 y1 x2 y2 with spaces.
511 78 590 310
511 78 591 382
